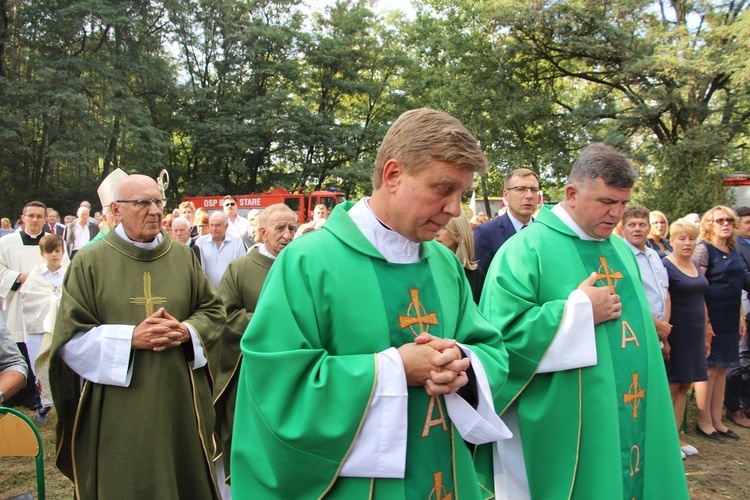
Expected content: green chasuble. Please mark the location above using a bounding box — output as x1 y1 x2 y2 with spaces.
231 202 508 499
480 206 688 499
49 230 225 500
214 245 274 482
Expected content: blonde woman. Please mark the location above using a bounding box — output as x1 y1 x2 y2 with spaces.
647 210 673 258
692 206 745 441
0 217 13 237
663 220 709 457
435 213 485 304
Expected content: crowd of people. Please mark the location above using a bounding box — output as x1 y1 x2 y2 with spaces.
0 108 748 499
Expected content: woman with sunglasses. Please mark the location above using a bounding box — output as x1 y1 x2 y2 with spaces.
692 206 746 442
647 210 673 258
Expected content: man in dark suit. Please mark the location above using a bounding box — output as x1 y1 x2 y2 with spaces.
64 206 99 258
44 208 66 235
726 205 750 428
473 168 540 272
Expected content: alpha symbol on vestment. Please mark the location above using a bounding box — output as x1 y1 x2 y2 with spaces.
130 272 167 317
399 288 438 336
428 471 453 500
422 394 448 437
596 256 623 288
623 373 645 419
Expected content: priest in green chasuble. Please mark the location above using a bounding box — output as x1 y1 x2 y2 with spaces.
49 175 225 499
481 143 688 499
213 203 299 495
231 109 511 499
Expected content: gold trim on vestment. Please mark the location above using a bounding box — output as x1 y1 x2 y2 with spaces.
566 368 583 500
318 353 379 499
212 352 242 405
103 233 173 261
188 365 222 499
451 423 458 499
69 379 91 500
499 299 570 415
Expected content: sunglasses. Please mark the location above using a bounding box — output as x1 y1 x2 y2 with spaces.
224 202 236 207
714 217 735 225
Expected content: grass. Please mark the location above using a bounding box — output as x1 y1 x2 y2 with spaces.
2 402 749 499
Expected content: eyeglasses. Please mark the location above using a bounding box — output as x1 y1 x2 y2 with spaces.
224 202 236 207
116 198 166 209
714 217 736 225
506 186 540 194
23 214 46 220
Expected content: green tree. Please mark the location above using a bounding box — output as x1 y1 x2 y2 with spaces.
405 0 590 210
0 0 176 216
487 0 750 220
291 0 409 198
169 0 308 197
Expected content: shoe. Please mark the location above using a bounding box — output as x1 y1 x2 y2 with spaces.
681 450 686 460
34 406 50 424
695 425 724 442
716 428 741 440
741 406 750 419
680 444 699 456
726 409 750 429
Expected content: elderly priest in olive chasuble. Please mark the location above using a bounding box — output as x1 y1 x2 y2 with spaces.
213 203 300 493
231 109 512 499
49 174 225 499
481 144 688 499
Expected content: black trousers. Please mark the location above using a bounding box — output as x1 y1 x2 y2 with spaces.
725 328 750 411
4 341 41 409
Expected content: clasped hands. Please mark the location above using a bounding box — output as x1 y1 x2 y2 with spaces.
397 333 470 397
132 307 189 352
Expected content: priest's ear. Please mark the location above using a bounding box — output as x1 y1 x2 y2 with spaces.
110 201 123 220
381 159 404 194
565 184 580 207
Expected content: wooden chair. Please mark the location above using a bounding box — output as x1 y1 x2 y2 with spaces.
0 407 45 500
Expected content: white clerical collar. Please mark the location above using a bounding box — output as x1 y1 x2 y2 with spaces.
507 211 533 233
551 203 604 241
23 229 43 239
348 198 421 264
115 223 163 249
258 244 277 260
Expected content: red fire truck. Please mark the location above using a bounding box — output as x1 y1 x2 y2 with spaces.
182 188 346 222
724 173 750 208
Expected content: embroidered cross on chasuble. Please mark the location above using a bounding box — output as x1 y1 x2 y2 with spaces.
576 243 650 498
373 260 457 499
130 272 167 317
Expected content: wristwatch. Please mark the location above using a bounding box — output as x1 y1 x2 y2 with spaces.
0 390 5 405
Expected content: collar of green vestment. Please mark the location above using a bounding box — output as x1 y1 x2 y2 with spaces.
103 229 172 261
325 201 438 262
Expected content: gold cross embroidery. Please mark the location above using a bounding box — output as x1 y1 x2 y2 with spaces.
623 373 645 419
596 256 623 288
130 272 167 317
398 288 438 336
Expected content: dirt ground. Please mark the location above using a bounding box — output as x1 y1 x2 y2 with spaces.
2 403 749 499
